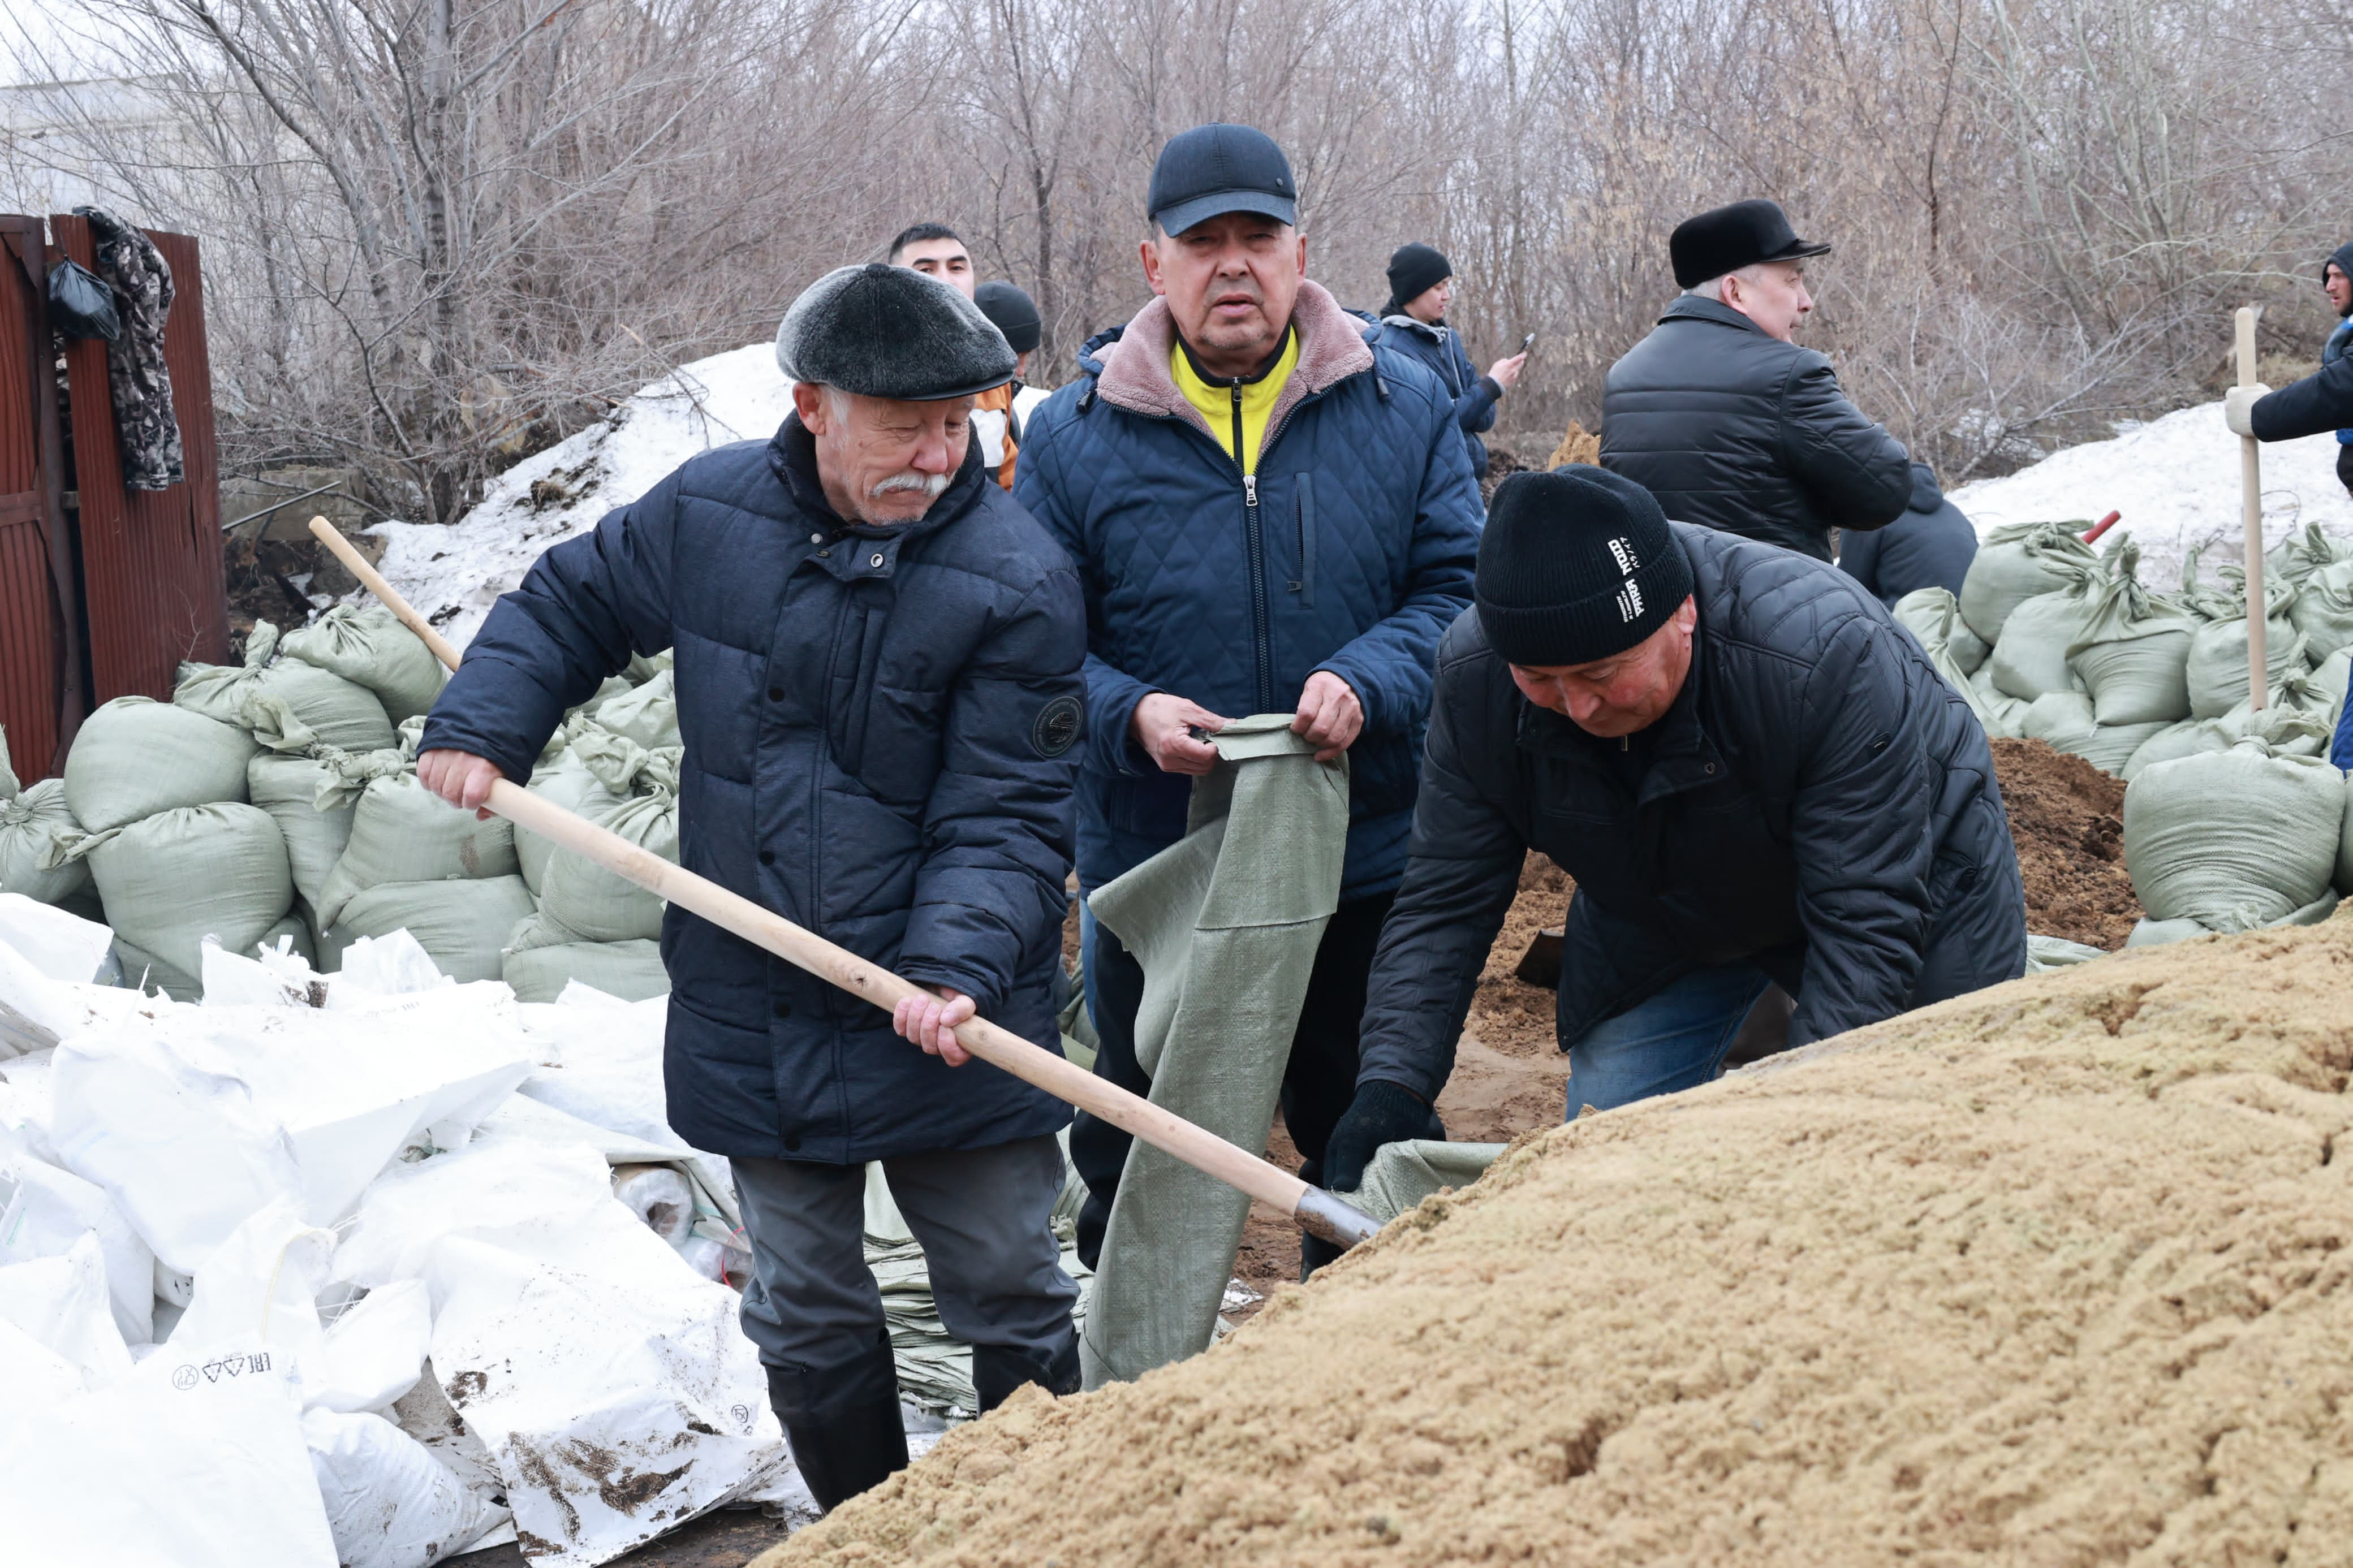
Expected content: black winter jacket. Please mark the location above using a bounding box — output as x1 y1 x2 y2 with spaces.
1354 525 2025 1104
1601 296 1912 560
1372 315 1501 477
1837 463 1980 606
420 419 1086 1163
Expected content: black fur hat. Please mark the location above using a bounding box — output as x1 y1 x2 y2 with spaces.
775 263 1016 400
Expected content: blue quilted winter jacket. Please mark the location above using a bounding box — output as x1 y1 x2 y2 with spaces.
420 419 1087 1163
1014 281 1483 901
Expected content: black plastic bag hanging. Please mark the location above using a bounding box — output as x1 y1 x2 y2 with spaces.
46 258 120 342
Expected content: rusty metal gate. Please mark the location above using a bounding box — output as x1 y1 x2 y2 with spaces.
0 214 226 781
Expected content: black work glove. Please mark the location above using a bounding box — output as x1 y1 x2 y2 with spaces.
1320 1080 1443 1196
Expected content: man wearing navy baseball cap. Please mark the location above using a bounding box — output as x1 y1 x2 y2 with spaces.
1326 466 2025 1189
1601 197 1914 561
1015 124 1483 1276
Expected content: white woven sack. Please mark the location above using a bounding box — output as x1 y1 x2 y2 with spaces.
2124 738 2343 930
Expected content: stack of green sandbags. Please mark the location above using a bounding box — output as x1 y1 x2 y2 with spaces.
504 716 676 1003
0 727 99 918
174 620 397 754
310 717 531 982
1953 521 2104 744
2123 735 2346 946
51 696 298 999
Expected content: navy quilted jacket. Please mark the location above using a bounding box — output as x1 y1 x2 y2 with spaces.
1014 282 1483 900
1371 314 1501 477
419 420 1086 1163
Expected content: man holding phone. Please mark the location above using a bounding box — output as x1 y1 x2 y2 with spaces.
1371 243 1527 482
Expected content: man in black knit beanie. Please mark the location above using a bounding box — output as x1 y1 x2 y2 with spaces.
1322 465 2026 1192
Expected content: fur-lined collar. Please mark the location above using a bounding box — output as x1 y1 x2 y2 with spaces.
1093 279 1376 442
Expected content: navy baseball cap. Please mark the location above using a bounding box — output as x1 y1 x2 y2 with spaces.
1147 124 1298 237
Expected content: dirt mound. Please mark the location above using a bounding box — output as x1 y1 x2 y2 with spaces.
1546 419 1601 468
763 913 2353 1567
1992 737 2143 949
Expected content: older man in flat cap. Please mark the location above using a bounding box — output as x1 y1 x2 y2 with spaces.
1602 198 1912 561
416 263 1088 1510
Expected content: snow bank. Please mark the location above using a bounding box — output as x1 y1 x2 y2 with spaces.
370 345 798 650
1951 400 2353 589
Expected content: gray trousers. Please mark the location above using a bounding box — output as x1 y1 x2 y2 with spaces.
731 1134 1079 1370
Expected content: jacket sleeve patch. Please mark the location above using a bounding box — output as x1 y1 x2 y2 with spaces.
1032 694 1083 758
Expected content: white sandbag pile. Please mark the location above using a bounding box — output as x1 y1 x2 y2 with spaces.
0 905 802 1567
1925 525 2348 777
2122 735 2351 946
505 713 680 1004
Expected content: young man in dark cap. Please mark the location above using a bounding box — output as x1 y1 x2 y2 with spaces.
889 221 1025 489
1015 123 1483 1270
1372 241 1528 480
975 279 1045 470
415 262 1088 1510
1601 197 1913 561
1323 466 2025 1190
2225 239 2353 501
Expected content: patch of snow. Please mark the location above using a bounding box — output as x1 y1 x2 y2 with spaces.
365 343 795 649
1950 400 2353 589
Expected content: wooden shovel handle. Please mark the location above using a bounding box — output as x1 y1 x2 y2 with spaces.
2235 308 2267 712
305 517 1381 1249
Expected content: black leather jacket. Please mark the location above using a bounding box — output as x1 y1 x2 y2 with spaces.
1601 296 1912 560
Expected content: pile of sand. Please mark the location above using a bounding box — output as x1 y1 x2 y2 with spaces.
1991 737 2143 949
765 913 2353 1565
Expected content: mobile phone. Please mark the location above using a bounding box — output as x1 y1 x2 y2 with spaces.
1520 332 1536 352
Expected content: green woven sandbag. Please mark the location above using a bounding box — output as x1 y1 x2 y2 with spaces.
315 772 518 927
247 751 361 910
1890 589 2003 729
532 723 679 943
174 621 395 754
591 668 680 750
109 934 199 1000
2289 559 2353 664
2078 721 2170 777
79 802 292 979
2268 521 2346 591
2124 738 2343 930
64 697 258 832
1990 582 2101 702
0 728 91 906
2180 556 2300 720
513 754 608 897
1966 666 2029 740
2063 538 2197 725
502 909 669 1003
334 874 535 984
2121 706 2333 782
277 604 449 724
1958 521 2098 643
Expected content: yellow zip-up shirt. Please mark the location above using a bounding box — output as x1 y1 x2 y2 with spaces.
1170 329 1299 476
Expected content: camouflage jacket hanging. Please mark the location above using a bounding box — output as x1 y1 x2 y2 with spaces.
76 206 183 491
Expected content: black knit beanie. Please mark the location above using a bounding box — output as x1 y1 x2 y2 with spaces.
1476 468 1693 667
1384 243 1452 316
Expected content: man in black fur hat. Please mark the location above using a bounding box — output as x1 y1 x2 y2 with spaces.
418 262 1089 1512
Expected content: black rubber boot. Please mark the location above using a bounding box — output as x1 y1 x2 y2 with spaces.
971 1334 1082 1412
765 1330 910 1513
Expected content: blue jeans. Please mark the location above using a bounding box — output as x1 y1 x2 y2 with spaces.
1565 962 1774 1118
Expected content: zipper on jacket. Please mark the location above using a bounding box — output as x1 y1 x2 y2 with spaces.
1232 382 1277 714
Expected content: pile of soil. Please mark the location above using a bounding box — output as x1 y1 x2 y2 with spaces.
1990 736 2143 949
766 914 2353 1566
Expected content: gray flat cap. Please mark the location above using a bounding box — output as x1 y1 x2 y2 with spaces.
775 263 1016 401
